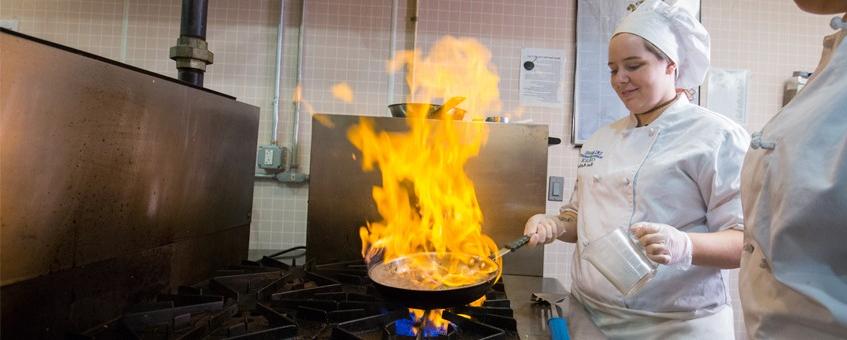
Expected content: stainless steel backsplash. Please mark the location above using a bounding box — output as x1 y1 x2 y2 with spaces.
306 114 548 276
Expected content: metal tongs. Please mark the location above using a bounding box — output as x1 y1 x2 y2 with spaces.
532 292 570 340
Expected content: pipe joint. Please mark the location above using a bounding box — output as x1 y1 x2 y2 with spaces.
169 36 214 71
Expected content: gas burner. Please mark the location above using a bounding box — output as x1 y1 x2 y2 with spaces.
333 310 506 340
73 257 518 339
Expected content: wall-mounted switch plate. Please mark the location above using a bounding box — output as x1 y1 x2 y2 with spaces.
548 176 564 201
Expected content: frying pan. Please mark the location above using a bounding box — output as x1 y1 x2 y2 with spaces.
367 235 530 309
368 252 499 309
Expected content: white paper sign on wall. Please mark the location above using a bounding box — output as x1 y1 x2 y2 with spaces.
519 48 566 109
704 68 750 125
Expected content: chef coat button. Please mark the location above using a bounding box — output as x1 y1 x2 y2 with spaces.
759 258 770 270
593 175 601 182
743 243 754 253
649 128 657 136
581 240 589 247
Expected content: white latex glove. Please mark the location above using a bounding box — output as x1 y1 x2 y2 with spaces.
524 214 565 246
630 222 693 269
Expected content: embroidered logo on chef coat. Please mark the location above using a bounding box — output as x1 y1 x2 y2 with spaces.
578 150 603 168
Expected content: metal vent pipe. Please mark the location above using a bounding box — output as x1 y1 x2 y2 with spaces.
170 0 214 87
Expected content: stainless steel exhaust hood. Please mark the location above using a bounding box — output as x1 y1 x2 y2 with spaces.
0 29 259 338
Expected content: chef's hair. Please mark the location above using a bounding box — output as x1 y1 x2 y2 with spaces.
643 38 671 64
641 36 682 90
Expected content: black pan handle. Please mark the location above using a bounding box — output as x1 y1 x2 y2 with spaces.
505 235 531 251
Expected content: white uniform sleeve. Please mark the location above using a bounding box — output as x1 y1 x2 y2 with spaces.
697 128 749 232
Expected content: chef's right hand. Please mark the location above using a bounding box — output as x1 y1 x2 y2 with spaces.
524 214 564 246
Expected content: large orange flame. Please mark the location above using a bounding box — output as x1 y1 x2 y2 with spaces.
388 36 502 115
349 35 502 283
346 35 503 330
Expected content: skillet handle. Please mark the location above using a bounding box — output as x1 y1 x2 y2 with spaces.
505 235 531 251
548 317 570 340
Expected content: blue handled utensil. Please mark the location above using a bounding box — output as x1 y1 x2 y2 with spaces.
532 292 570 340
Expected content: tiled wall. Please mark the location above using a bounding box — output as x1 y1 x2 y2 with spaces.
2 1 836 338
705 0 832 131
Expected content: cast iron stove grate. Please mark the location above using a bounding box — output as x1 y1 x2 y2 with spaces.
71 257 518 339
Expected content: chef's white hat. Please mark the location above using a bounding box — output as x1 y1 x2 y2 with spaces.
613 0 710 89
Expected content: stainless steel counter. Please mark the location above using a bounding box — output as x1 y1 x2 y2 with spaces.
504 275 608 340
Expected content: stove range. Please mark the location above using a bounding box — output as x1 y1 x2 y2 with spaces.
73 253 520 339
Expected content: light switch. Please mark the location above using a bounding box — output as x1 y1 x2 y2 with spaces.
548 176 564 201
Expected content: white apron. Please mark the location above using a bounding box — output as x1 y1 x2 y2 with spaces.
739 26 847 339
564 97 748 339
568 291 735 340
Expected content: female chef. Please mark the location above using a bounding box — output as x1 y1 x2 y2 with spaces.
524 0 749 338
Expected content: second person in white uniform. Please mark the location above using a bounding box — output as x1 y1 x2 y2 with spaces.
524 0 750 338
739 0 847 338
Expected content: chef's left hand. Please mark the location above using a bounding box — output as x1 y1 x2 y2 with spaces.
630 222 692 269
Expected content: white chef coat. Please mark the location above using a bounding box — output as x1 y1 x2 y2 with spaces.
739 26 847 339
564 96 749 337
